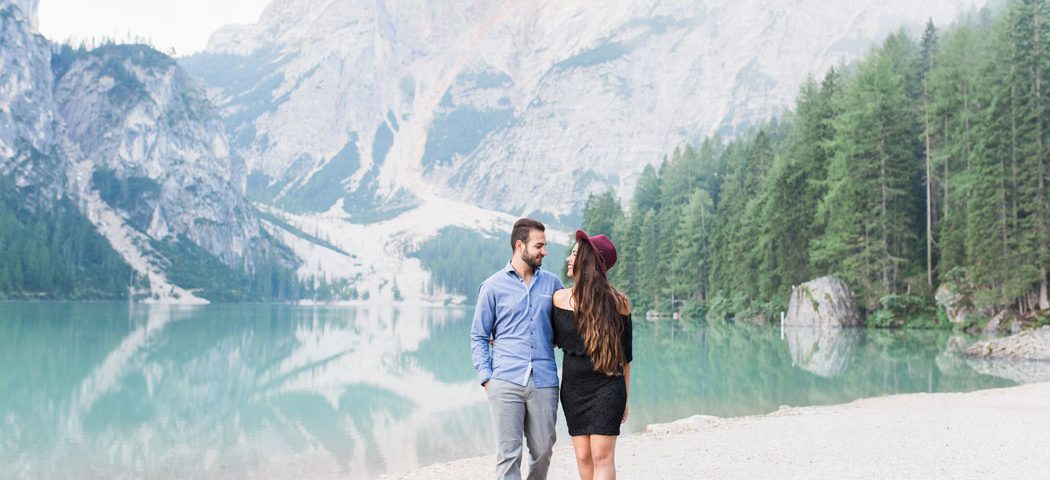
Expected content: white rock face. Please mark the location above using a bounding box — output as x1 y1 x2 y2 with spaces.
1 0 284 303
785 276 862 327
187 0 987 219
10 0 36 30
0 0 62 198
172 0 990 300
54 44 261 267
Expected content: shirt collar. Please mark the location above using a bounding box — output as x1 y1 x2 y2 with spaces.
504 259 541 279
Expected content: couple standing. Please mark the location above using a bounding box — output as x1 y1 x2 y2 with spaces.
471 218 633 480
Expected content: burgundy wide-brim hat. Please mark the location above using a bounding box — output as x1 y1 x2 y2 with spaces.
576 229 618 273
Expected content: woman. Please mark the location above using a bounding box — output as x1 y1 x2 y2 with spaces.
552 229 632 480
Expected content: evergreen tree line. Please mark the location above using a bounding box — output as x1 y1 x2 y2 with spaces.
0 177 132 299
410 227 513 302
0 177 314 301
583 2 1050 324
148 235 311 302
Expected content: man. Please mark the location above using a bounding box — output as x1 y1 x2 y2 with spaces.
471 218 564 480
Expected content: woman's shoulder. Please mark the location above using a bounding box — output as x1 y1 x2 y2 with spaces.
552 288 573 310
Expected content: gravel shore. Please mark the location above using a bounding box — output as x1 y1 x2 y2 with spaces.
384 382 1050 479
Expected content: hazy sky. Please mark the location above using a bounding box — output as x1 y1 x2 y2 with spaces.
38 0 272 56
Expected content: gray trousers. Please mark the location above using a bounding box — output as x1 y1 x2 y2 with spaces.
486 377 559 480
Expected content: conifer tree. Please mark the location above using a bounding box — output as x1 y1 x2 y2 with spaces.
928 20 986 277
813 34 923 308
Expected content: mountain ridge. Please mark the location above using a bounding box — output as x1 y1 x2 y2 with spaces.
1 0 306 302
185 0 985 219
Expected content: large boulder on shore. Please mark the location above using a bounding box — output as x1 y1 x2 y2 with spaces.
935 282 973 325
965 326 1050 361
784 276 861 327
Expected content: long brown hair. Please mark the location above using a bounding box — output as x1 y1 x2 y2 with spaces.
572 239 628 376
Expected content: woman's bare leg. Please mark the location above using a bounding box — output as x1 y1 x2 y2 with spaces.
571 435 594 480
589 435 618 480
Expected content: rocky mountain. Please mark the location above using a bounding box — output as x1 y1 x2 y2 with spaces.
54 44 264 269
0 0 64 202
183 0 985 222
3 0 991 303
168 0 987 302
0 0 294 303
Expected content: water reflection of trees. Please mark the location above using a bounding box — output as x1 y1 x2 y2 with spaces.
627 319 1014 431
408 312 478 384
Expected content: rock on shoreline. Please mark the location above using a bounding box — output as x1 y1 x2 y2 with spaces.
965 326 1050 361
784 276 861 327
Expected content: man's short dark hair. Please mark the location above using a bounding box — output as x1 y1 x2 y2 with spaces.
511 218 545 252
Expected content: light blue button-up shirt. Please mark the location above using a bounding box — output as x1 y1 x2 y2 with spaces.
470 260 564 388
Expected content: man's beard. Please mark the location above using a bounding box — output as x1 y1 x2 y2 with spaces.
522 249 543 270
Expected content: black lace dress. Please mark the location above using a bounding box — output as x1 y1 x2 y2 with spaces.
552 306 633 436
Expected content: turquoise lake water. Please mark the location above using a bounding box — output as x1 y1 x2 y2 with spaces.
0 302 1015 479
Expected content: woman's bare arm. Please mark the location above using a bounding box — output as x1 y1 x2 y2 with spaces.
622 362 631 423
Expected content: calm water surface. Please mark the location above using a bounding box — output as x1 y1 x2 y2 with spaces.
0 302 1016 479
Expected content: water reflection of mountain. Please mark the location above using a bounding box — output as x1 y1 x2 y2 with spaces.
0 304 1028 479
0 303 490 479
